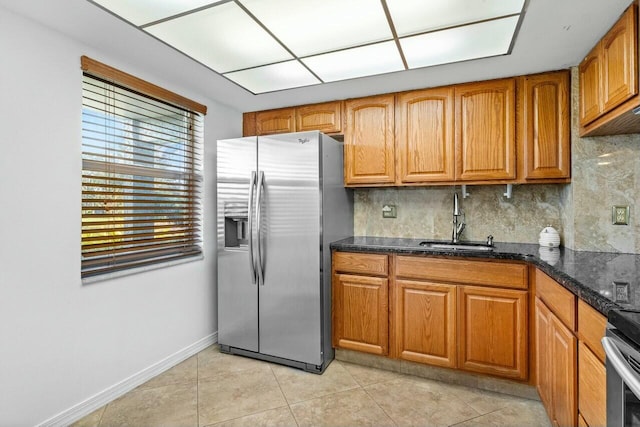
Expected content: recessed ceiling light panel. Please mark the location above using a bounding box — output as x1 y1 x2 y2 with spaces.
145 2 293 73
401 16 520 69
92 0 217 26
224 60 320 94
387 0 525 37
302 41 404 82
241 0 392 56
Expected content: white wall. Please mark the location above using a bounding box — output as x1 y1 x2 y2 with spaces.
0 6 241 426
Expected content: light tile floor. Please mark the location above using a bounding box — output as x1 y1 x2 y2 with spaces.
72 345 551 427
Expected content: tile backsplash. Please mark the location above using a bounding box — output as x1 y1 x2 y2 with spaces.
354 184 565 244
353 67 640 254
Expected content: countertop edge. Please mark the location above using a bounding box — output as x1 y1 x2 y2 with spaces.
330 239 623 317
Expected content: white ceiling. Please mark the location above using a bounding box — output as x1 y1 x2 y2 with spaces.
89 0 526 94
0 0 633 112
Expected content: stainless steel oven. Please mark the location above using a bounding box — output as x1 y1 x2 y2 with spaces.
603 323 640 426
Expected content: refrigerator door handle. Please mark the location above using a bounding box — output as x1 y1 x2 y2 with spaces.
248 171 257 285
256 171 265 286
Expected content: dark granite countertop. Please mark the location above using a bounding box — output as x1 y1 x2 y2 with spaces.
331 236 640 317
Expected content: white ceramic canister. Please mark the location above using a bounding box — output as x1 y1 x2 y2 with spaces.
539 225 561 247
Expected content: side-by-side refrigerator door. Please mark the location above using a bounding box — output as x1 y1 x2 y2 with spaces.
257 132 322 366
217 137 258 352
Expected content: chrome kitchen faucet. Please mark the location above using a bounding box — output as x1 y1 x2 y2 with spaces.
452 191 465 243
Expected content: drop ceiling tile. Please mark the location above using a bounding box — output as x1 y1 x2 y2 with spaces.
224 61 320 94
241 0 392 56
92 0 217 26
145 2 292 73
302 41 404 82
386 0 524 37
401 16 520 69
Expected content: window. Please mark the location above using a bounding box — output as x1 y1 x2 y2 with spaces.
80 56 207 279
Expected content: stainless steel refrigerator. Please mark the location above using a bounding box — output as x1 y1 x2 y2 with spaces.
216 131 353 373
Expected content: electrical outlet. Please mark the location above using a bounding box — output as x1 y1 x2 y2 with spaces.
382 204 397 218
612 206 630 225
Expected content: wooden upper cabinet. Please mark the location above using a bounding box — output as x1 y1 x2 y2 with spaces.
344 94 395 186
455 79 516 181
458 285 528 380
519 71 571 180
579 48 602 126
395 88 455 184
255 108 295 135
579 3 640 136
243 112 257 136
296 101 342 134
393 280 457 368
601 4 638 114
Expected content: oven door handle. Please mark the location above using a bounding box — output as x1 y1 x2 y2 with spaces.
603 336 640 399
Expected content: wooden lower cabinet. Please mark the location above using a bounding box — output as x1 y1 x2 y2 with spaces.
393 280 456 367
577 299 607 427
578 341 606 427
536 297 553 411
535 297 578 427
458 285 528 379
333 253 530 381
332 273 389 355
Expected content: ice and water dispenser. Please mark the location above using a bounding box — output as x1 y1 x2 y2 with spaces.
224 201 249 248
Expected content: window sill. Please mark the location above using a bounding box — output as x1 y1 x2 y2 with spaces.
82 254 205 285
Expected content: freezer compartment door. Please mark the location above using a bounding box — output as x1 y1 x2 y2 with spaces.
217 137 258 352
257 132 322 366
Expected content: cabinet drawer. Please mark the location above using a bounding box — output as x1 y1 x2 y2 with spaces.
578 341 606 427
333 252 388 276
535 269 576 331
395 256 527 289
578 299 606 363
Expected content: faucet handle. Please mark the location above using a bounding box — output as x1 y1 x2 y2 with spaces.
486 235 494 246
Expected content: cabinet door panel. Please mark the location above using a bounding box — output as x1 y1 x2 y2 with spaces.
344 95 395 185
520 72 570 179
243 112 257 136
455 79 516 181
458 285 528 379
394 280 456 367
579 48 602 126
578 341 606 427
296 101 342 134
551 315 578 427
332 273 388 355
535 298 553 414
396 88 455 183
602 5 638 113
256 108 295 135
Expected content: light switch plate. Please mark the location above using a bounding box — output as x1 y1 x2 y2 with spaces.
382 204 397 218
612 206 630 225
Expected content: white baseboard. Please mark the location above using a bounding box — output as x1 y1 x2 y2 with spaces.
38 332 217 427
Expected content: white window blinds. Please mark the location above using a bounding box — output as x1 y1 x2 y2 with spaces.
81 56 206 279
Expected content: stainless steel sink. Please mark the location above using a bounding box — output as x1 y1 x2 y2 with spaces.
417 241 494 251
